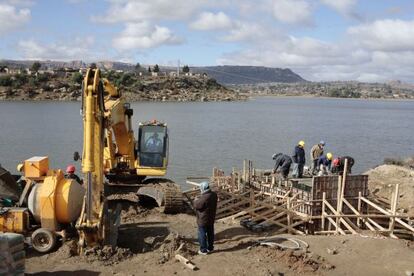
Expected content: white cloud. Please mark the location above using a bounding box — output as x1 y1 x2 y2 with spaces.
320 0 357 16
272 0 313 25
93 0 210 23
17 37 97 60
190 11 233 30
221 22 266 42
348 19 414 52
0 3 30 35
112 22 182 50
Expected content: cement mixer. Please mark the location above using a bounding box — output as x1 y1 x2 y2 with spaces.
0 156 84 253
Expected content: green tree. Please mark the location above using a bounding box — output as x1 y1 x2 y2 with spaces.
153 64 160 73
182 65 190 73
148 66 152 73
31 62 41 73
135 62 141 71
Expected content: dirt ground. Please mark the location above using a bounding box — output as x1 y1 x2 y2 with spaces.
366 164 414 216
25 204 414 276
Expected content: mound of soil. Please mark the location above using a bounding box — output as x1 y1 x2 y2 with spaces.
365 164 414 216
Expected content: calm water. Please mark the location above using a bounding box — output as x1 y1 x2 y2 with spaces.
1 97 413 188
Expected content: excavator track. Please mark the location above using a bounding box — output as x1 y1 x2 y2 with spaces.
104 178 183 214
138 179 183 214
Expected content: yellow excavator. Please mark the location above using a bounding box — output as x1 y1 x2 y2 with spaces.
75 67 182 249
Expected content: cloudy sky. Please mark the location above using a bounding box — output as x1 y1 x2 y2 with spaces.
1 0 414 82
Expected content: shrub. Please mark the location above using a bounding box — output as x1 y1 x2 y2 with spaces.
72 72 83 84
0 75 12 86
384 157 405 166
37 73 50 82
12 74 28 88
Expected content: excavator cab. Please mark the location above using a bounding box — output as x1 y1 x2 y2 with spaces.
136 121 168 176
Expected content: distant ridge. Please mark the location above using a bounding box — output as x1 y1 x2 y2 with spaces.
1 60 306 84
193 65 307 84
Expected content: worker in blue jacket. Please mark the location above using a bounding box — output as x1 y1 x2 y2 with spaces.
317 153 333 175
292 141 306 178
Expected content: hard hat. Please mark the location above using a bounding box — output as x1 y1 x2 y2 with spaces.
200 181 210 194
298 140 305 147
333 158 340 167
319 140 325 146
272 153 277 160
16 163 24 172
66 165 76 174
326 152 333 160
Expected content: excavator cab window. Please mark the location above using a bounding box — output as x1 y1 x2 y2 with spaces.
138 125 167 167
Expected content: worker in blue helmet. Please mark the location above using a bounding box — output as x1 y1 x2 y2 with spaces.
193 181 218 255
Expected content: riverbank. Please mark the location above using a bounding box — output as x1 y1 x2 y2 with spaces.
233 81 414 100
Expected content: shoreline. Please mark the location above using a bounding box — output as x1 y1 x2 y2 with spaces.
2 94 414 103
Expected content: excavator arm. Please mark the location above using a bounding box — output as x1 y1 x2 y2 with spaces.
76 68 120 250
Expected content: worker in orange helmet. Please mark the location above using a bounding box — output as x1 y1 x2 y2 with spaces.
65 165 82 185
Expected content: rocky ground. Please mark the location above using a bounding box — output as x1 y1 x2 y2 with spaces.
0 73 247 102
25 203 414 276
20 162 414 275
366 164 414 216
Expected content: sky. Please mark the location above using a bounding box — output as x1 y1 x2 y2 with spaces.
1 0 414 82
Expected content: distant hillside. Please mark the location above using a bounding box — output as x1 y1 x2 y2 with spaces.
1 60 306 85
193 66 307 84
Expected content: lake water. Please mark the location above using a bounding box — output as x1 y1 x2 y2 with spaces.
1 97 413 189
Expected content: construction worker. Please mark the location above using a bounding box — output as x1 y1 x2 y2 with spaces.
310 141 325 174
292 141 306 178
317 152 333 176
194 181 218 255
65 165 82 185
272 153 292 179
331 156 355 175
145 132 163 152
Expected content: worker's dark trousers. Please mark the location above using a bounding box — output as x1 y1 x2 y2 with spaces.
312 159 318 173
281 162 291 178
198 224 214 253
293 163 304 178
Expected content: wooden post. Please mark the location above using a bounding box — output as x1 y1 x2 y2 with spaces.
287 197 292 234
250 187 255 208
237 171 241 191
357 191 362 228
321 192 326 230
335 175 342 234
388 183 399 236
243 160 246 183
339 159 349 214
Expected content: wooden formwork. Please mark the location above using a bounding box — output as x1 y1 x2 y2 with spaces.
203 160 414 239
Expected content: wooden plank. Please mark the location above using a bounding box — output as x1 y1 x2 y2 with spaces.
175 254 197 270
388 184 399 235
342 198 376 231
325 215 346 235
324 199 357 234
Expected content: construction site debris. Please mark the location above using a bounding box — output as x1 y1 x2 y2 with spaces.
175 254 198 270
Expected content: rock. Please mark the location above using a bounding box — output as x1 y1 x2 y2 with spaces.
326 248 337 255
